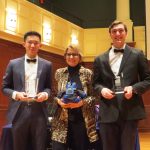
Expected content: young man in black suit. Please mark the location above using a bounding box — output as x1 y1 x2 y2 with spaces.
93 20 150 150
2 31 52 150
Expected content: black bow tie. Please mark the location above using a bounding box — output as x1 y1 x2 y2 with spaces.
26 59 37 63
114 49 124 53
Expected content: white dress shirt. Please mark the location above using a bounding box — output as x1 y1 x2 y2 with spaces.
24 55 38 97
12 55 38 100
109 44 126 78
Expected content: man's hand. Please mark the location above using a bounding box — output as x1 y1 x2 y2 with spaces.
124 86 133 100
36 92 47 102
16 92 28 101
101 88 115 99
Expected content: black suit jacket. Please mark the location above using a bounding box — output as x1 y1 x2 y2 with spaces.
93 45 150 123
2 56 52 124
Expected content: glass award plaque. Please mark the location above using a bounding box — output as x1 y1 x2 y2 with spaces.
25 78 38 100
114 76 124 94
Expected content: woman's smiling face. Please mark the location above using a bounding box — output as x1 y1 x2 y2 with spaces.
65 47 81 67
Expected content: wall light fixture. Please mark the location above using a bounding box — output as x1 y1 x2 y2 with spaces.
6 8 17 32
43 23 52 44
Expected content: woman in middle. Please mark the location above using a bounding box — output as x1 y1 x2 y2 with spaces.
51 45 99 150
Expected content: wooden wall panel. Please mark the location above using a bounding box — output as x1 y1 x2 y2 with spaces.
84 62 150 131
0 38 66 134
0 38 66 106
0 109 7 136
0 38 150 134
0 39 25 108
139 91 150 131
82 61 150 132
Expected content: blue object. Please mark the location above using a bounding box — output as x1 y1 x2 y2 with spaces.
60 81 87 103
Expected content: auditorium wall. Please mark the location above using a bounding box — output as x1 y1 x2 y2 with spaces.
0 0 147 62
0 39 150 133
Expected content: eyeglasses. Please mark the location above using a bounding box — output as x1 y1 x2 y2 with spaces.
26 41 40 46
66 53 79 57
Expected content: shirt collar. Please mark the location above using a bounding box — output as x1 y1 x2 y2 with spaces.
112 44 126 50
110 44 126 54
25 55 38 61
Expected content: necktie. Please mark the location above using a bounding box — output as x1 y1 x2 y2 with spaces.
26 59 36 63
114 49 124 53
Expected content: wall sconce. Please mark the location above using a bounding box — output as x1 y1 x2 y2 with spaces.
71 34 79 45
6 8 17 32
43 24 52 44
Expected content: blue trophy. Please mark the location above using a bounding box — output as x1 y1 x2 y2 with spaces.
57 81 87 103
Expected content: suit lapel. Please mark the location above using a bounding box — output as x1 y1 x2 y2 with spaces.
37 57 43 87
118 45 132 75
103 50 115 77
20 57 25 90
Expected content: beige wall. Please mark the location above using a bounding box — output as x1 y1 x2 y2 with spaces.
134 26 146 52
0 0 146 62
83 26 146 61
0 0 83 56
146 0 150 59
83 28 111 61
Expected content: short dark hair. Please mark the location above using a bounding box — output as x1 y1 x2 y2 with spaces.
109 20 128 33
23 31 41 41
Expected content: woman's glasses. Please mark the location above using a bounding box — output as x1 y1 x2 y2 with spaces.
66 53 79 57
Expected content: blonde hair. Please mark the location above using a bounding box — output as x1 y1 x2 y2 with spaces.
64 45 82 61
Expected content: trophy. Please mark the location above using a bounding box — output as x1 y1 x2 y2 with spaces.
25 78 39 100
58 82 87 103
114 75 124 94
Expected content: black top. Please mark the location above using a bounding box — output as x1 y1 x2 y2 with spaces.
68 64 84 122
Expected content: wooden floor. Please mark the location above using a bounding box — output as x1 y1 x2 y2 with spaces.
139 132 150 150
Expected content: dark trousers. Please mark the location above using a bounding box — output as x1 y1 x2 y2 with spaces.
52 141 68 150
12 102 47 150
52 120 90 150
99 119 138 150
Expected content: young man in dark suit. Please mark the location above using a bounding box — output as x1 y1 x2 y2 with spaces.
93 20 150 150
2 31 52 150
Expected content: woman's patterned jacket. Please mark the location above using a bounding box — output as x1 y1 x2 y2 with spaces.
51 66 98 143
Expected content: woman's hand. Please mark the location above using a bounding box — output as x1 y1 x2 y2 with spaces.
57 99 71 108
69 100 84 109
57 99 84 109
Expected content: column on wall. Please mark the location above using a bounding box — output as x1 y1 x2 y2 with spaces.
116 0 133 42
